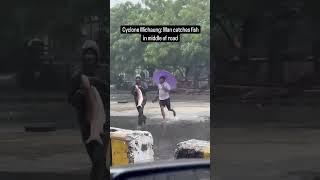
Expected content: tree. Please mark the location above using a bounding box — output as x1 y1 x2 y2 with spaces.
110 0 210 88
111 2 148 77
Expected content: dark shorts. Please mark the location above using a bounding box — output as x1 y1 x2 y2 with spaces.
159 98 171 110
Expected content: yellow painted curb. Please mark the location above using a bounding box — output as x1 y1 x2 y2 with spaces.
203 146 210 160
111 127 154 166
111 138 129 166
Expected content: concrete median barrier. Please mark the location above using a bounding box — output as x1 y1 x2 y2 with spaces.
110 127 154 166
174 139 210 159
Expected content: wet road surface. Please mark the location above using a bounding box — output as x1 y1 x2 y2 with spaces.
214 102 320 180
110 93 210 160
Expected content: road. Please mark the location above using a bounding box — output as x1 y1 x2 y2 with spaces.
214 127 320 180
0 128 91 179
214 102 320 180
0 91 210 179
110 92 210 160
2 91 320 180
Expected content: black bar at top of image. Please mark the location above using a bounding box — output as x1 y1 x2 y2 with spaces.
140 33 180 42
120 25 201 34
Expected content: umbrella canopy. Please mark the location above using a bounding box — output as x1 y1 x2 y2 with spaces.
152 70 177 89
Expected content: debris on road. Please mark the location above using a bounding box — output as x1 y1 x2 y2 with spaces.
174 139 210 159
24 122 56 132
117 101 128 104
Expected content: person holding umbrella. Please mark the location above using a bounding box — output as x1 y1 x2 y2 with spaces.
152 74 177 121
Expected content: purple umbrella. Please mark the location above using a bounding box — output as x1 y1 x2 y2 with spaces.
152 70 177 89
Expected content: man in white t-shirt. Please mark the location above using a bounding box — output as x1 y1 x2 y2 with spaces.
152 76 176 120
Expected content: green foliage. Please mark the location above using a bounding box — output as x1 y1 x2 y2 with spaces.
110 0 210 81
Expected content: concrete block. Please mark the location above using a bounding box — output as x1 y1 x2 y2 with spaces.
110 127 154 166
174 139 210 159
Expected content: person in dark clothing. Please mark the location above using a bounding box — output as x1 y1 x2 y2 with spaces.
68 40 109 180
131 75 148 128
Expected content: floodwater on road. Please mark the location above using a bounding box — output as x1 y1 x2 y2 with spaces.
0 92 210 178
214 102 320 180
214 127 320 180
111 116 210 160
110 93 210 160
0 128 91 179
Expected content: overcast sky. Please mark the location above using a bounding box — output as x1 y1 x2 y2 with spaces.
110 0 141 8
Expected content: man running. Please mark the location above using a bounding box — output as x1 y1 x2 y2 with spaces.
152 76 176 120
131 75 148 128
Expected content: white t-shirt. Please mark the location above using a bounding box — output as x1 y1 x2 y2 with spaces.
158 82 171 100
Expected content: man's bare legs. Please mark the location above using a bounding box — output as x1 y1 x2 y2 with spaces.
160 106 166 120
136 99 147 129
168 108 176 117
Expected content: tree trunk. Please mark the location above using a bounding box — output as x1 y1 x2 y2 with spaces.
177 67 187 81
268 20 288 84
193 74 200 89
185 67 190 81
193 65 200 89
